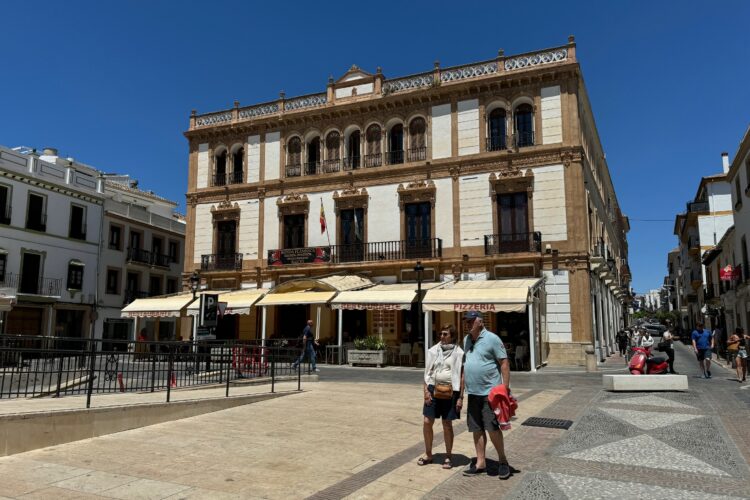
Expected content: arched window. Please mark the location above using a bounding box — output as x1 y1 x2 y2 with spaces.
365 125 382 167
232 147 244 184
345 131 361 170
306 137 321 175
487 109 507 151
324 132 341 173
387 124 404 165
408 118 426 162
214 150 227 186
286 137 302 177
514 103 534 147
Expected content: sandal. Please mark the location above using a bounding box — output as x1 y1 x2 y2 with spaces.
417 456 433 466
442 457 453 469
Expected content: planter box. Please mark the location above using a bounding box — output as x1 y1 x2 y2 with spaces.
348 349 386 367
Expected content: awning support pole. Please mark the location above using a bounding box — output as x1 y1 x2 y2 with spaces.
337 309 343 365
261 306 267 348
315 306 321 340
424 311 431 363
528 301 537 373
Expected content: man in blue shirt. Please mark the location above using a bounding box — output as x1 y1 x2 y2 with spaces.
691 321 714 378
292 319 319 372
461 311 511 480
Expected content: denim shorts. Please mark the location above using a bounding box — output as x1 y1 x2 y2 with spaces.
423 385 460 421
738 348 748 360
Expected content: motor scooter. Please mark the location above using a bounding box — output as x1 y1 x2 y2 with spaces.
628 346 669 375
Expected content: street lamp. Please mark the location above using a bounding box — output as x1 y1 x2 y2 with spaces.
190 270 200 299
414 261 424 347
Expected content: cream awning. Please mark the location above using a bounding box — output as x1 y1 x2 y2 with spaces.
186 288 266 316
0 287 15 312
256 291 336 307
121 294 196 318
422 279 543 313
331 290 416 310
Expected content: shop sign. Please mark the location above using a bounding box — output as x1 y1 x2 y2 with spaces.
452 303 497 312
720 264 742 281
335 303 410 311
268 247 331 266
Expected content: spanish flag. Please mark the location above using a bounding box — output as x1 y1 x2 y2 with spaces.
320 199 327 234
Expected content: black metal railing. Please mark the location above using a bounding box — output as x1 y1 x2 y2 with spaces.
484 232 542 255
305 161 320 176
152 253 172 268
407 147 426 162
364 153 382 168
486 136 507 151
26 213 47 232
124 289 149 305
515 131 535 148
322 159 341 174
201 253 243 271
0 205 11 225
127 247 152 265
212 172 227 186
211 171 244 186
69 224 87 241
687 200 709 213
1 273 62 296
386 150 404 165
231 170 244 184
0 335 307 406
268 238 442 266
286 163 301 177
343 156 361 170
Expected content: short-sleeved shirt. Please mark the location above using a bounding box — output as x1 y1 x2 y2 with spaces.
302 325 314 348
692 329 712 350
463 329 507 396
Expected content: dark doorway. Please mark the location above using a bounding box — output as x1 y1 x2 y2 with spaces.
55 309 86 350
20 253 41 294
215 314 238 341
103 319 131 352
405 202 431 258
283 214 305 249
217 221 237 255
494 311 529 371
276 304 308 342
342 309 367 340
5 306 44 335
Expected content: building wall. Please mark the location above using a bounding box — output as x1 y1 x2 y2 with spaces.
541 86 563 145
457 99 480 156
247 135 261 184
197 143 209 189
193 203 213 265
238 200 261 261
431 103 452 159
543 270 572 343
458 173 492 247
264 132 281 181
532 164 568 241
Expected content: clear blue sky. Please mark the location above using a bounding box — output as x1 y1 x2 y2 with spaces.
2 0 748 293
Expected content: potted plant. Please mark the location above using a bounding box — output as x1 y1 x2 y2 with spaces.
348 336 388 367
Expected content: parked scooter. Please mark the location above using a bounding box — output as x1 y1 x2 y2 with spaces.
628 346 669 375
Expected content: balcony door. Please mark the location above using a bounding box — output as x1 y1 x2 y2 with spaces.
217 221 236 256
283 214 305 249
129 231 141 251
498 193 529 252
339 208 364 262
405 202 431 258
20 252 41 294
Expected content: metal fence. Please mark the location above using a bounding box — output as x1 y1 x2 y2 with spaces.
0 335 310 407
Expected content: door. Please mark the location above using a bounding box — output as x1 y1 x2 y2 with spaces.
20 253 41 294
283 215 305 249
339 208 364 262
129 231 141 250
497 193 529 252
405 202 431 258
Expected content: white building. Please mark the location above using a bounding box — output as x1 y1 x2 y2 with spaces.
0 146 104 338
726 127 750 330
642 289 662 312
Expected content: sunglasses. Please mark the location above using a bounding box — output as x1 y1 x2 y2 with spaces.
440 331 451 337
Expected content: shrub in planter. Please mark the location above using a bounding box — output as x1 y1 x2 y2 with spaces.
353 336 387 351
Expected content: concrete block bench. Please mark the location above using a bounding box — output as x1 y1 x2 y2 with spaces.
603 374 688 392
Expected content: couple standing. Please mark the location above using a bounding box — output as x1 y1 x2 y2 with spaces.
418 311 512 480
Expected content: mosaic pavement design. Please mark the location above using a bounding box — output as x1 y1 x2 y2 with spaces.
563 433 729 476
598 406 703 430
601 393 698 410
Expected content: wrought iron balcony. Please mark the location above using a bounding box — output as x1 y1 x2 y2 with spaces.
201 253 243 271
1 273 61 296
343 156 361 170
687 201 709 213
152 253 172 268
515 131 535 148
407 147 426 162
127 247 152 265
267 238 442 266
484 232 542 255
305 161 321 176
322 159 341 174
285 163 301 177
123 289 149 305
211 171 244 187
486 136 507 151
0 205 10 225
364 153 382 168
386 150 404 165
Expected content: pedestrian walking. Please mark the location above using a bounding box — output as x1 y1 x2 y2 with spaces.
691 321 714 379
461 311 512 480
661 327 677 374
616 329 629 356
728 328 747 382
292 319 319 372
418 324 464 469
639 329 654 348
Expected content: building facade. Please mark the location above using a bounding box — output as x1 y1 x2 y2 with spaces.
183 38 631 366
0 146 104 339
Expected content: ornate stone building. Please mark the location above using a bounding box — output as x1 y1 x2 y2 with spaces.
182 37 631 367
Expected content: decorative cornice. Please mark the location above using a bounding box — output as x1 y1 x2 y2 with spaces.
276 192 310 219
397 179 436 208
333 187 368 213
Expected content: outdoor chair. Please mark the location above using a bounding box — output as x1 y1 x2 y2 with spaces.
514 345 527 371
398 343 412 365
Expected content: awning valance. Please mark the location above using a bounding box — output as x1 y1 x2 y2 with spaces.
256 291 336 307
121 294 196 318
186 288 266 316
0 287 15 313
331 290 416 310
422 278 543 313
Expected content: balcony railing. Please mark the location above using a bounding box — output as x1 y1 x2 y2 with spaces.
407 147 426 162
26 213 47 232
1 273 61 296
515 131 535 148
687 201 709 213
211 171 244 187
201 253 243 271
343 156 361 170
285 163 301 177
268 238 442 265
484 232 542 255
127 247 152 265
364 153 382 168
486 136 507 151
123 289 149 305
0 205 11 225
305 161 321 176
152 253 172 268
322 159 341 174
386 150 404 165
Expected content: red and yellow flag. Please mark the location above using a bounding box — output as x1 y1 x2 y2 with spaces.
320 199 327 234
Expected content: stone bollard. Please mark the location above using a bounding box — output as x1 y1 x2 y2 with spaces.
584 344 598 372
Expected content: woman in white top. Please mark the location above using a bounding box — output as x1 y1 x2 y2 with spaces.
418 324 464 470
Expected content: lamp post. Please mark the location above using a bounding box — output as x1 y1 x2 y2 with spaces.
414 261 424 347
190 270 200 299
